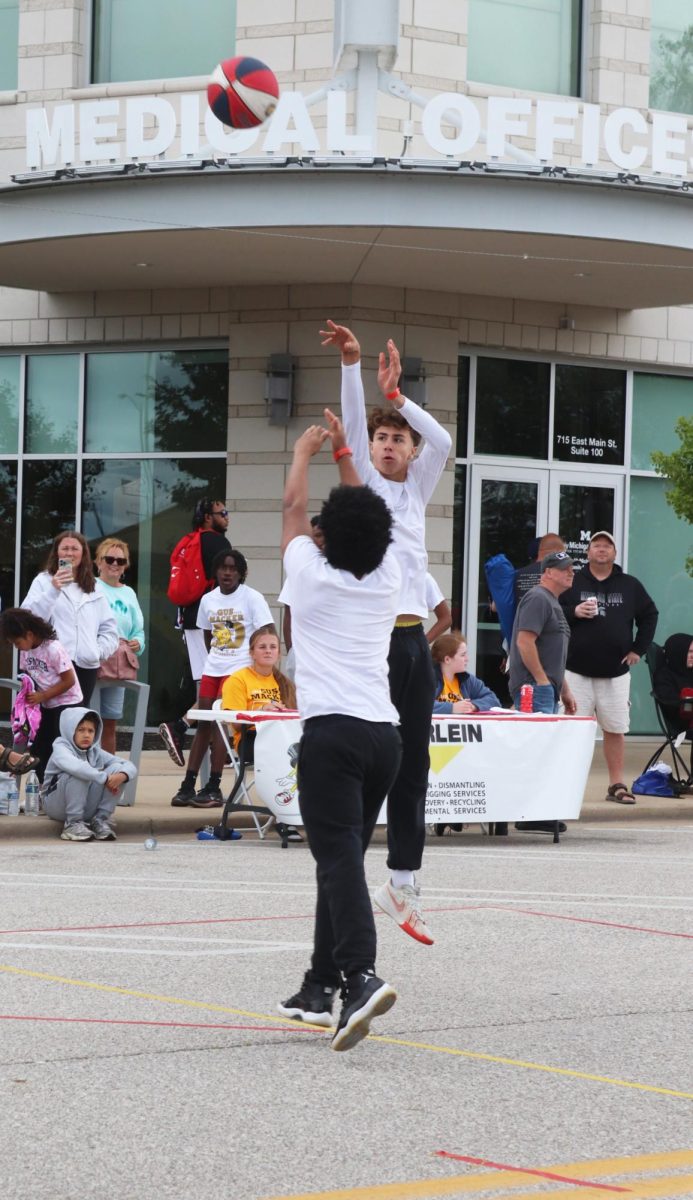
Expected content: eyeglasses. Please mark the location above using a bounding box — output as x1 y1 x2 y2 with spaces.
213 508 229 518
103 555 127 566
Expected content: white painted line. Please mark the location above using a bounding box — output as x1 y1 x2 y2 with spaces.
0 941 312 957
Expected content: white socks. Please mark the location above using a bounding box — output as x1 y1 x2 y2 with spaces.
391 870 415 890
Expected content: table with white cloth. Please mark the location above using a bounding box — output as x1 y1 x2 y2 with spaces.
188 708 597 845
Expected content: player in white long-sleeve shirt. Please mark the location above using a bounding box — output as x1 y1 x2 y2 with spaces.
321 320 452 946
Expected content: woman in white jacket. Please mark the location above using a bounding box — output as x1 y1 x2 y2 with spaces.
22 531 118 704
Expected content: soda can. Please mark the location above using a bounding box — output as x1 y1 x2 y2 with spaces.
519 684 534 713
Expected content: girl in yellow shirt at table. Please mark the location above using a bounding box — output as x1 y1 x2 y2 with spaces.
221 624 297 748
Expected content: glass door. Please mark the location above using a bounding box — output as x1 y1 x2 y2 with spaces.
548 471 624 567
467 466 549 706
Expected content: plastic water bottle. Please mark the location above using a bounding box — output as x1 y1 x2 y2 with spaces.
144 836 158 851
24 771 40 817
0 775 10 815
7 777 20 817
519 684 534 713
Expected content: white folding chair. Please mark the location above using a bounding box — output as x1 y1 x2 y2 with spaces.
211 700 275 838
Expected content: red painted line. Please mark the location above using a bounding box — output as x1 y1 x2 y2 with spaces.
0 1014 321 1033
495 905 693 941
0 905 485 939
435 1151 632 1192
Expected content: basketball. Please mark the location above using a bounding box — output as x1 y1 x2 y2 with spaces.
207 56 280 129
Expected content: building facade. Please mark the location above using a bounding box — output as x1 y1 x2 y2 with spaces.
0 0 691 729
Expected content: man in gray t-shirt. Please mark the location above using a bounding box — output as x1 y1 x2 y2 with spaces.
508 551 577 716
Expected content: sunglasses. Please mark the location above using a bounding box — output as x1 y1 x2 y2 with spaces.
103 555 127 566
213 508 229 518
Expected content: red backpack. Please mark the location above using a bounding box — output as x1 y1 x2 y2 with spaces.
167 531 210 607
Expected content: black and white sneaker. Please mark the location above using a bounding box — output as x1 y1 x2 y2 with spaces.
277 972 336 1029
159 720 187 768
331 971 397 1052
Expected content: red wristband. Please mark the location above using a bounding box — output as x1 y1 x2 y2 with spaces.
333 446 353 462
386 389 401 400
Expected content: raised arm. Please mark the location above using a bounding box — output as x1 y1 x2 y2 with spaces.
281 425 329 554
377 336 451 501
320 320 373 480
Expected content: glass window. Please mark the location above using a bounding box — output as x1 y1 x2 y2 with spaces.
0 1 18 91
0 357 20 454
25 354 79 454
554 365 626 465
20 460 77 599
468 0 581 96
85 349 228 454
628 476 692 734
632 373 693 470
475 357 550 457
650 1 693 115
82 456 226 725
92 0 236 84
451 463 466 629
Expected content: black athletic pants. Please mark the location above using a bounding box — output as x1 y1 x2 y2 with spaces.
386 624 435 872
297 716 402 984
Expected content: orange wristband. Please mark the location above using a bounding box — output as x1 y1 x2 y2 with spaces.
333 446 353 462
386 389 401 400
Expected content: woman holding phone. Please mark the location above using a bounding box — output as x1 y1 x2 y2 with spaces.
22 531 118 703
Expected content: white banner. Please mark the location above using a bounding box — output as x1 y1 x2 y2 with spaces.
251 713 597 825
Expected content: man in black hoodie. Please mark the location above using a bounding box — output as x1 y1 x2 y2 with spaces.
560 531 658 805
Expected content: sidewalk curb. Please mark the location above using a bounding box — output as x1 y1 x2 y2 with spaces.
1 798 690 841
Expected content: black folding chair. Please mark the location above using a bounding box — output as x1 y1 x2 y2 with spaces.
641 644 693 794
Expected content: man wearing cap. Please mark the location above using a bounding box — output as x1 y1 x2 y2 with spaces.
560 532 658 806
507 550 577 833
508 550 577 716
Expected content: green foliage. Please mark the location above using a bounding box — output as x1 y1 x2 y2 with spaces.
650 25 693 115
651 416 693 575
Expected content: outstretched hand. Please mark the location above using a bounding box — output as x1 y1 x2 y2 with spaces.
319 319 360 364
293 424 329 458
324 407 346 452
377 338 403 405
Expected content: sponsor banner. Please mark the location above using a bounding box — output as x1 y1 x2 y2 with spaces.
252 712 596 825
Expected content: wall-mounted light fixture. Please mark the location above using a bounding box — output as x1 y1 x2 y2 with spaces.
265 353 296 425
558 316 575 331
401 356 427 407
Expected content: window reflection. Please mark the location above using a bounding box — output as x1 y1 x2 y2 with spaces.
82 457 227 725
25 354 79 453
20 460 77 599
0 357 19 455
85 349 228 454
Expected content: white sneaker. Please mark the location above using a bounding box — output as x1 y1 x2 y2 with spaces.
61 821 94 842
374 879 434 945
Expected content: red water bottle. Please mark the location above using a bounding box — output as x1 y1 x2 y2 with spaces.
519 684 534 713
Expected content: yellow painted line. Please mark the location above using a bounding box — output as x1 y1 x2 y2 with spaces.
0 963 327 1030
1 963 692 1103
259 1171 693 1200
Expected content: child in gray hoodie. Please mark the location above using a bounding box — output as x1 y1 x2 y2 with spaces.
43 707 137 841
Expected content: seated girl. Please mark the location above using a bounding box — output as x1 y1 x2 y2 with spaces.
431 632 501 715
221 626 302 842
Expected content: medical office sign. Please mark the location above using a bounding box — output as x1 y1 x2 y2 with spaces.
24 90 693 180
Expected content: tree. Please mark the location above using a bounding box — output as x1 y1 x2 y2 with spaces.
651 416 693 576
650 25 693 115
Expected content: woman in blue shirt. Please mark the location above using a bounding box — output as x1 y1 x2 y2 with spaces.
95 538 145 754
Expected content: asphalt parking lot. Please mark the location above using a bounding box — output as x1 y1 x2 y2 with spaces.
0 823 691 1200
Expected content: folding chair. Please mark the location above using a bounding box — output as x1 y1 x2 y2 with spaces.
641 644 693 794
210 701 275 839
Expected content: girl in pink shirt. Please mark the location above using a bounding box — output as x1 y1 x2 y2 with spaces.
0 607 83 779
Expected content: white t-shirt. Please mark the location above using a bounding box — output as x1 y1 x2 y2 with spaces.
425 572 444 611
196 584 273 677
341 363 452 618
284 536 401 723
